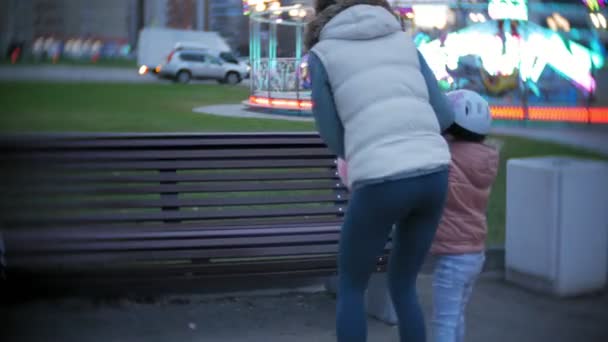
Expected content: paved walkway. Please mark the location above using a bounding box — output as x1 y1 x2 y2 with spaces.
0 65 156 83
0 65 252 86
194 104 314 122
2 275 606 342
195 104 608 156
492 124 608 156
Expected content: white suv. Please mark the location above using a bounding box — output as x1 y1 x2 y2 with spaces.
157 49 249 85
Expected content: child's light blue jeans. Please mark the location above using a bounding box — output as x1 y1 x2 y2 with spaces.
432 252 485 342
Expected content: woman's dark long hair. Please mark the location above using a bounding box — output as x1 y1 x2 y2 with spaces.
315 0 337 13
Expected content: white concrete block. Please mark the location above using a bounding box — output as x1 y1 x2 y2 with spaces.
506 157 608 296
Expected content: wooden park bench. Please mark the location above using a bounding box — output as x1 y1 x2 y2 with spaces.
0 133 390 291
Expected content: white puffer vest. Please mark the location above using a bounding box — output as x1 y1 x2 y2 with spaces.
311 5 450 187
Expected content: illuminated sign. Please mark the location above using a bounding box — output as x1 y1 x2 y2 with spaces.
416 22 604 92
488 0 528 21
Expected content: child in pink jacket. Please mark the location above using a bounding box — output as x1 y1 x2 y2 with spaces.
336 90 499 342
430 90 499 342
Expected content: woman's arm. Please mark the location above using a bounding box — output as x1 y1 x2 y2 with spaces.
417 51 455 133
309 52 345 158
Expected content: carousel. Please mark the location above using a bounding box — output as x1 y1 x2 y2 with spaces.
245 3 315 115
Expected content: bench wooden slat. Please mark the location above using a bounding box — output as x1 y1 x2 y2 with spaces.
8 170 339 184
7 180 344 195
4 205 345 226
7 232 343 253
0 135 324 149
8 256 342 278
0 216 348 232
8 256 389 281
157 216 345 230
8 243 391 273
7 158 336 171
2 216 344 231
6 244 354 269
2 193 348 211
4 147 334 161
7 244 392 273
5 222 342 241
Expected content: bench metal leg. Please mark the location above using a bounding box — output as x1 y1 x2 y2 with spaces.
366 273 398 325
324 273 398 326
324 274 338 295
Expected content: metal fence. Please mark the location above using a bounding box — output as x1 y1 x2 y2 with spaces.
250 57 311 101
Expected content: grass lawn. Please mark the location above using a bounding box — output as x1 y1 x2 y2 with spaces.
0 82 313 132
485 136 605 245
1 81 605 246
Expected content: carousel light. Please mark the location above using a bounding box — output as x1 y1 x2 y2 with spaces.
413 5 448 29
553 13 570 31
269 1 281 11
469 12 487 23
488 0 528 21
590 13 601 28
598 13 607 29
547 17 558 31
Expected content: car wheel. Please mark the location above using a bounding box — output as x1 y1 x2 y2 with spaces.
176 70 191 84
224 72 240 86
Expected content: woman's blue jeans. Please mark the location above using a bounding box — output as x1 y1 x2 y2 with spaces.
336 170 449 342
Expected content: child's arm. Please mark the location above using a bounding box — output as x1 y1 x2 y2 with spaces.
417 50 455 133
309 52 346 159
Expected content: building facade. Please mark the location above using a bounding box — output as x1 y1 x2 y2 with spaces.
1 0 135 55
0 0 317 57
209 0 248 53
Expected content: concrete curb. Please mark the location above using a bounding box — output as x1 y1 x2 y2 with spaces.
492 126 608 156
193 104 314 122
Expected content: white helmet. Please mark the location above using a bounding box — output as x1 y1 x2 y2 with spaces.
446 90 492 135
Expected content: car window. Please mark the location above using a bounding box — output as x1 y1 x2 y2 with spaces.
220 52 239 64
209 56 223 65
179 53 205 63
